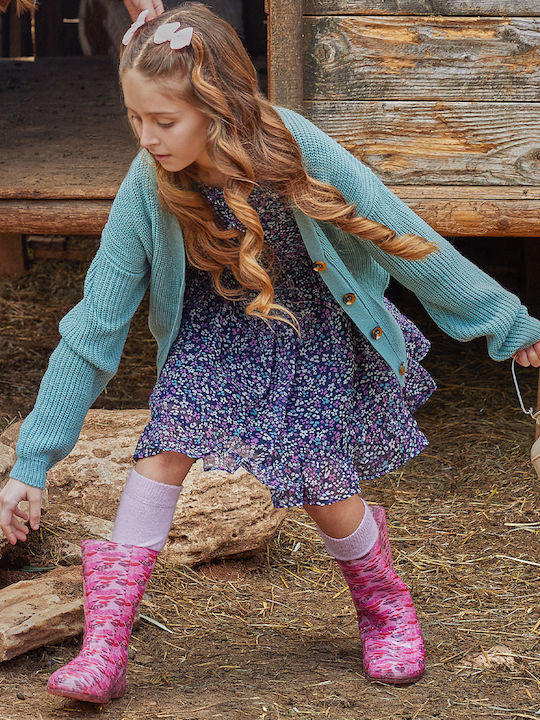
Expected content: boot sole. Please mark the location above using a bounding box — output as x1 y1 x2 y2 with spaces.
365 669 425 685
46 685 125 703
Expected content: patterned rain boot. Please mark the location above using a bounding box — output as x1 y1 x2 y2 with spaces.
47 539 159 703
336 509 425 684
371 505 394 570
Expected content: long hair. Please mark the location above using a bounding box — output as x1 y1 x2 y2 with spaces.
119 2 437 336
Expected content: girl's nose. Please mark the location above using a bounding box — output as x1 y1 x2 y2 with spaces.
139 125 159 150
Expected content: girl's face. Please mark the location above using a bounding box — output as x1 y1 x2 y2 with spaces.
121 68 222 184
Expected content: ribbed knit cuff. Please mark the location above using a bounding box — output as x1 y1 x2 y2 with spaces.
8 457 48 490
317 500 379 561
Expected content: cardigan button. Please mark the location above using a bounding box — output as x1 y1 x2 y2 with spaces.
313 260 326 272
343 293 356 305
371 326 383 340
399 362 407 375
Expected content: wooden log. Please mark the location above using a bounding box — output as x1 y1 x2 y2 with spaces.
304 1 540 16
266 0 303 111
384 192 540 237
305 101 540 186
0 201 111 235
0 233 25 277
303 16 540 101
0 566 83 663
5 192 535 238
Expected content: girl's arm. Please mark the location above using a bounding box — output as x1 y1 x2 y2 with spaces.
9 154 152 491
277 107 540 360
361 175 540 360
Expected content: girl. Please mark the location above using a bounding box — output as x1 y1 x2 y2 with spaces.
1 2 539 704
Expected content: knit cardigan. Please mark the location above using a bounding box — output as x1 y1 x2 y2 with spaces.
11 106 540 490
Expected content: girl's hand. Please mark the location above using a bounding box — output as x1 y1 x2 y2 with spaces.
0 477 42 545
123 0 164 22
513 341 540 368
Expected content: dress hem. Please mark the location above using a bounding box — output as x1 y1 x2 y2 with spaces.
133 434 429 510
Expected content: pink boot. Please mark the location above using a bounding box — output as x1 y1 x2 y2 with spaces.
336 513 425 684
371 505 394 570
47 539 159 703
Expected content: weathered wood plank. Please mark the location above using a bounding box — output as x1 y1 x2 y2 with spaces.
0 200 111 234
385 187 540 200
386 186 540 235
266 0 303 110
304 1 540 16
386 193 540 236
304 16 540 101
2 190 538 237
0 57 136 198
306 101 540 186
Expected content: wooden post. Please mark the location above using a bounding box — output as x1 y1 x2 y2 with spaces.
0 233 25 277
266 0 303 111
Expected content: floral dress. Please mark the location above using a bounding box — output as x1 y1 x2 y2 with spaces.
133 182 437 508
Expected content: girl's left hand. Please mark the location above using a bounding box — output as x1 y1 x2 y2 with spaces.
513 341 540 367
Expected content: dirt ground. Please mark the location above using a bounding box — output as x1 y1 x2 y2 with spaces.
0 247 539 720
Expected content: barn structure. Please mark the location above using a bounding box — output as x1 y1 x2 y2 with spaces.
0 0 539 417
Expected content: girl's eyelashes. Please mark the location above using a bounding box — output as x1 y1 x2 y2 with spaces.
129 116 174 129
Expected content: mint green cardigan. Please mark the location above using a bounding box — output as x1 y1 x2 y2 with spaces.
11 107 540 490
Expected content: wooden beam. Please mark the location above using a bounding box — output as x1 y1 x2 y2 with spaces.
304 1 540 16
0 233 25 277
0 200 111 235
385 193 540 237
267 0 303 111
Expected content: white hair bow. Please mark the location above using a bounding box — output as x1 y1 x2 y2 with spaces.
153 22 193 50
121 9 150 46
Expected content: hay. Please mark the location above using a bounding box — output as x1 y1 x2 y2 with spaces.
0 252 539 718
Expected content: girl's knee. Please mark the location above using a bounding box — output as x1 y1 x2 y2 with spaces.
134 451 196 484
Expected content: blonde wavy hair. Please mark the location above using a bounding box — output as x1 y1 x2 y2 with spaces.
119 2 437 336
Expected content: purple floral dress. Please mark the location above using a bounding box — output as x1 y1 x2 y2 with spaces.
133 182 437 508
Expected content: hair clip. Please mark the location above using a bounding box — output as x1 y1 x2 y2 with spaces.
153 22 193 50
122 9 150 46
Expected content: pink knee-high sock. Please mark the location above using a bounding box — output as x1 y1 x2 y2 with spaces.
316 499 379 561
111 468 183 551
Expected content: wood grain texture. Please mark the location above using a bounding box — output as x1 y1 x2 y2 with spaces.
0 57 137 198
304 1 540 16
267 0 303 110
303 16 540 101
386 192 540 236
306 101 540 186
0 200 111 234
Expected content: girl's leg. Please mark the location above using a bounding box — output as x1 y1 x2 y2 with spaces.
47 451 195 704
304 494 425 684
111 451 195 550
304 494 365 538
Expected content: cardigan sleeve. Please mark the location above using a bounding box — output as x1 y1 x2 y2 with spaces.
360 176 540 360
10 155 152 490
276 106 540 360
